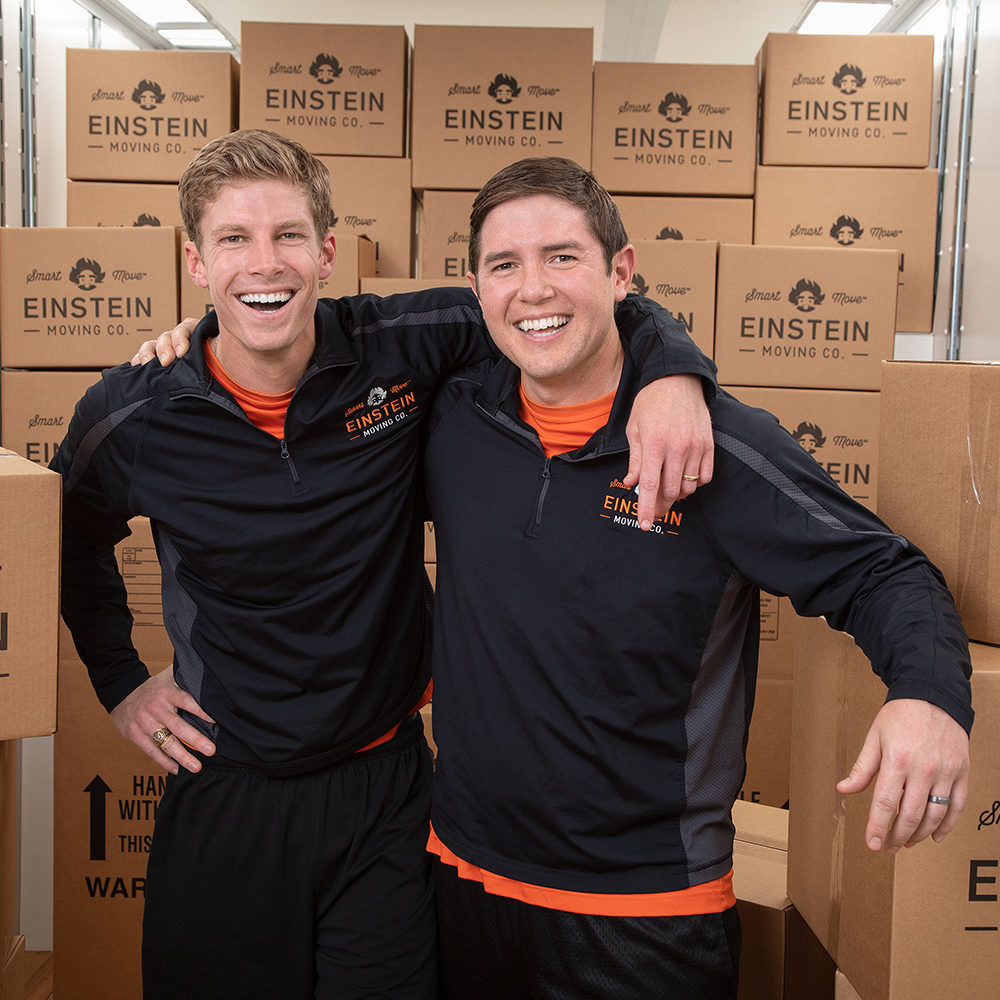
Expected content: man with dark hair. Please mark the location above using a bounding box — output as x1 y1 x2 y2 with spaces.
420 157 971 998
53 133 716 1000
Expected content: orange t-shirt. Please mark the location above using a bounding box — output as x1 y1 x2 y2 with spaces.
428 377 735 916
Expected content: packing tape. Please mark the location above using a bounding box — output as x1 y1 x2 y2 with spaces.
828 794 847 959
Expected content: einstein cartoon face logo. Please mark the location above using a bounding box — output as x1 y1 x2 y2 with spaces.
488 73 521 104
131 79 165 110
367 386 388 407
790 420 826 455
788 278 824 313
830 214 863 246
658 91 691 123
656 226 684 241
69 257 105 290
310 53 343 84
832 63 865 95
631 273 649 296
133 213 161 227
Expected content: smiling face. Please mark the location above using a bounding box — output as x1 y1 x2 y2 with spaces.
470 194 635 406
185 177 335 391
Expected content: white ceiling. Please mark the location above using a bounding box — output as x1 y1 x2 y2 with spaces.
198 0 814 65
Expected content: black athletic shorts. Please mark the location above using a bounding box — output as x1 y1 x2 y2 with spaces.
435 857 741 999
142 714 437 1000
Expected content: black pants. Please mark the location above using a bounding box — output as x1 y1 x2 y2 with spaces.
435 858 740 1000
142 715 438 1000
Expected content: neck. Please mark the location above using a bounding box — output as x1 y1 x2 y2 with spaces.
520 346 624 408
211 331 313 394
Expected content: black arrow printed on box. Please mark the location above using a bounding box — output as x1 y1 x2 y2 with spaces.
85 774 112 861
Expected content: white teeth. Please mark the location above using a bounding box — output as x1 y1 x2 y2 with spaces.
516 315 569 333
239 291 292 305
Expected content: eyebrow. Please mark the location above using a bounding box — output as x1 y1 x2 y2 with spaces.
481 240 587 266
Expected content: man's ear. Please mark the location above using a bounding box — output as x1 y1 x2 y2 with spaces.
184 241 209 289
612 244 637 302
467 270 481 303
319 230 337 279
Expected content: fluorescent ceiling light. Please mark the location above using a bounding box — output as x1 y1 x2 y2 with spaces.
158 27 230 48
799 2 894 35
120 0 205 27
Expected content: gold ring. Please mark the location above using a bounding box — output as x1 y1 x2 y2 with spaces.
682 474 699 482
151 727 172 747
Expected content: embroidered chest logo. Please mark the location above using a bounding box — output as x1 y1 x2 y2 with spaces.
600 477 684 536
344 380 419 439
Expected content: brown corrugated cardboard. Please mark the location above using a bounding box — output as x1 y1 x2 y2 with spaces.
631 240 716 359
714 244 898 390
1 370 101 468
66 180 182 228
0 450 60 740
754 166 938 333
53 656 171 1000
0 227 179 369
758 33 934 167
239 22 408 157
758 593 798 683
424 522 436 563
723 384 881 511
616 196 753 244
66 49 238 182
878 361 1000 646
415 190 475 280
319 156 414 277
741 678 793 809
180 234 375 320
410 25 594 190
732 801 836 1000
1 741 18 959
835 970 863 1000
788 620 999 1000
592 62 758 196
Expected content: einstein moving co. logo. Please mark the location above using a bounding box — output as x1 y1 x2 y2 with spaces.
787 417 872 494
488 73 521 104
658 91 691 123
70 257 105 291
788 278 824 313
833 63 865 95
443 69 564 144
830 214 863 245
599 477 683 536
309 53 343 84
343 381 419 439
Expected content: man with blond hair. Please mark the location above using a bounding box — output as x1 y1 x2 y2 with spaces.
53 131 717 999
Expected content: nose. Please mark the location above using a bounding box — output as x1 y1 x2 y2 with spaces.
247 238 282 274
518 260 553 302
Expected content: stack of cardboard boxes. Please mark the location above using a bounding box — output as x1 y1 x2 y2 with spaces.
0 20 959 1000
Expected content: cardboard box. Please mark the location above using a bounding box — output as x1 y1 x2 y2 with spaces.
0 934 25 1000
631 240 717 358
239 22 408 157
754 166 938 333
320 156 413 277
66 180 182 229
66 49 238 182
180 235 375 320
714 244 898 390
733 801 836 999
741 678 793 809
758 593 798 683
616 196 753 244
758 33 934 167
419 703 436 761
878 361 1000 645
53 657 171 1000
723 385 881 511
1 370 102 468
836 970 863 1000
424 521 436 563
0 742 18 959
0 227 179 369
415 190 475 280
592 62 758 196
788 620 999 1000
0 450 60 740
410 25 594 191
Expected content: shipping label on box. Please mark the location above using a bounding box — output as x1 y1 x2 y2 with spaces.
758 33 934 167
754 166 937 333
789 621 999 1000
631 240 717 359
724 384 880 510
616 195 753 244
410 25 594 191
878 361 1000 646
66 180 182 229
0 450 60 740
66 49 237 182
239 22 408 157
0 227 179 369
415 190 475 280
592 62 758 196
319 156 414 277
1 370 101 468
714 244 898 390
